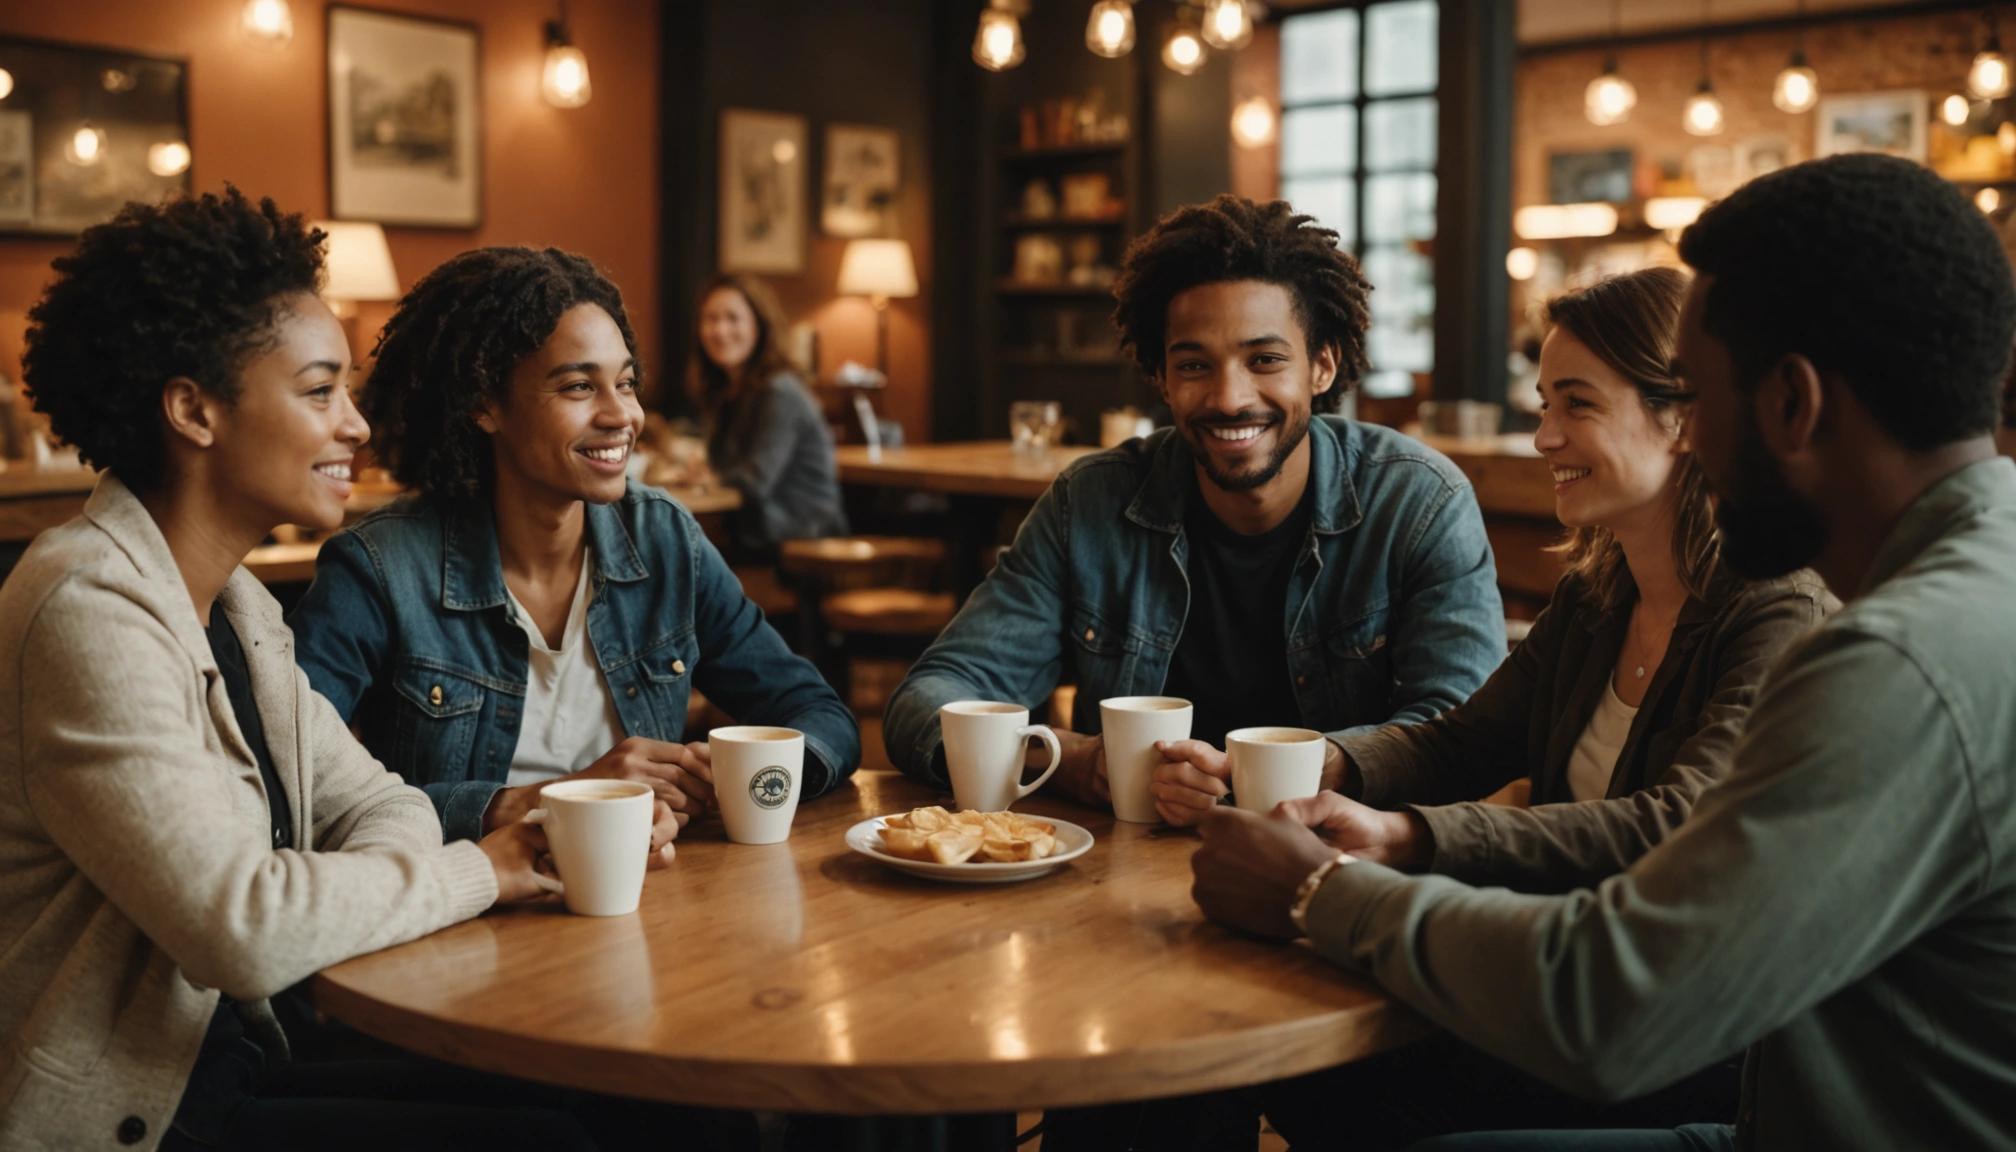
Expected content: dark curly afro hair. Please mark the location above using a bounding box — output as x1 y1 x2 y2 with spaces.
1679 152 2016 451
363 246 640 500
22 187 325 491
1110 195 1371 413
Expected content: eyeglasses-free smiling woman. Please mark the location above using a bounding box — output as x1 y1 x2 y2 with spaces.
288 246 858 849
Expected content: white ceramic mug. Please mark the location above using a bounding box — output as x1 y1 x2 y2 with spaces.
525 779 655 916
1227 726 1327 815
1099 695 1192 823
710 726 805 844
940 701 1062 812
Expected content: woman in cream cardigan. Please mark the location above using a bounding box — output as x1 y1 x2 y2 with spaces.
0 191 671 1151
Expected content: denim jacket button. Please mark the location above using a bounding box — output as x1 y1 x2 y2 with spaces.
672 660 687 675
1083 628 1095 642
627 686 638 698
429 685 443 706
1297 675 1308 686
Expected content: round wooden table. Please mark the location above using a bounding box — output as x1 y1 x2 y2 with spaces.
313 771 1428 1115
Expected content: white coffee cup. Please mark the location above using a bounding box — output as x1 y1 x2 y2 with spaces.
1099 695 1192 823
711 725 805 844
525 779 655 916
1227 726 1327 815
940 701 1062 812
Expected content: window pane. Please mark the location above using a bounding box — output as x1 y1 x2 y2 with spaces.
1281 8 1358 105
1281 105 1355 177
1365 173 1436 243
1281 176 1355 250
1366 0 1437 97
1361 370 1418 399
1363 245 1434 374
1365 97 1436 172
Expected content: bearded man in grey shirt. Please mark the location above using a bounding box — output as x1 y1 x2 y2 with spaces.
1191 153 2016 1151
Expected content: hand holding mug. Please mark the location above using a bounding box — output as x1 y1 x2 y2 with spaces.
478 819 557 905
1275 791 1431 870
1149 738 1231 826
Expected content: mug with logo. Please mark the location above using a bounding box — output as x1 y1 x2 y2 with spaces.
710 725 805 844
525 778 656 916
939 701 1062 813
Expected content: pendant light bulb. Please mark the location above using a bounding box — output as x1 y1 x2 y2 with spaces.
1772 51 1818 114
1202 0 1255 52
1162 19 1208 75
1230 96 1276 147
1086 1 1136 58
1584 60 1636 126
1942 94 1972 126
1979 187 2003 215
1970 46 2012 100
1683 82 1725 136
973 6 1026 72
66 123 106 166
240 0 294 46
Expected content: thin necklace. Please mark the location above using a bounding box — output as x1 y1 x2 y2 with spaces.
1627 604 1654 679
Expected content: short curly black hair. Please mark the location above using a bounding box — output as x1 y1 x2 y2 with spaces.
21 187 325 491
363 247 641 499
1678 153 2016 451
1111 195 1371 413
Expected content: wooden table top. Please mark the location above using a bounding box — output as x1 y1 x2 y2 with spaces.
1413 433 1558 521
836 442 1098 501
312 771 1426 1115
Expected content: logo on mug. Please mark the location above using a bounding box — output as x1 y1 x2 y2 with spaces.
751 766 792 810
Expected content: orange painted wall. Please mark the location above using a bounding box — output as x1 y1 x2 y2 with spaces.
0 0 661 388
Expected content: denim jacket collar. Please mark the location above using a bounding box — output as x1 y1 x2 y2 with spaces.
438 497 652 612
1122 416 1365 537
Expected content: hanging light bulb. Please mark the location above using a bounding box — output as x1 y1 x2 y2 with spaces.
1684 82 1725 136
66 123 106 166
1972 10 2011 100
240 0 294 46
1505 247 1539 282
0 68 12 100
973 3 1026 72
1231 95 1276 147
1163 15 1208 75
146 141 191 177
1201 0 1255 51
1979 187 2003 214
1942 95 1971 127
540 2 591 107
1584 60 1636 126
1086 0 1136 58
1772 51 1818 113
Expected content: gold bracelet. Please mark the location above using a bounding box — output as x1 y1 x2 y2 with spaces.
1289 851 1357 936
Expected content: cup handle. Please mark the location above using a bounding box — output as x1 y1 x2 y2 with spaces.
522 807 564 896
1014 725 1063 801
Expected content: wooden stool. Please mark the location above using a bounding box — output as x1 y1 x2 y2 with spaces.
777 536 945 590
732 565 800 618
775 537 951 701
821 588 957 635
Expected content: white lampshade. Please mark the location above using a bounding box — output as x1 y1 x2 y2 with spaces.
315 221 400 302
837 239 918 301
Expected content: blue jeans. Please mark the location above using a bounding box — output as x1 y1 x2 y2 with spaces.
1408 1125 1738 1152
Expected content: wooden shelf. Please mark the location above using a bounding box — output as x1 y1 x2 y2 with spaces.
1002 141 1129 160
1003 212 1127 229
997 280 1114 296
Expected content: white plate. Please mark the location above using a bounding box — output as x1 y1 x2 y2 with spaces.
844 815 1094 884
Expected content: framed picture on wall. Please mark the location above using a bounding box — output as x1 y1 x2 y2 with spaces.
1815 91 1927 163
327 6 481 228
821 123 900 238
720 108 807 273
0 36 191 235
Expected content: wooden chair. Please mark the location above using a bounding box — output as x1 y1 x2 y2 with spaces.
777 537 952 708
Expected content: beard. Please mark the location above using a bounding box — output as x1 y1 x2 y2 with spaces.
1183 407 1312 492
1714 404 1830 580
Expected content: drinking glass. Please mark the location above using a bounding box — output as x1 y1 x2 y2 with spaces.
1010 401 1062 459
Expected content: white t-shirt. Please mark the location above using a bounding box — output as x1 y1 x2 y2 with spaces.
503 553 627 788
1565 680 1640 802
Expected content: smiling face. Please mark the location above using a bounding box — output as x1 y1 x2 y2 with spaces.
204 292 367 532
698 285 761 374
1532 327 1688 536
478 303 642 507
1157 280 1338 494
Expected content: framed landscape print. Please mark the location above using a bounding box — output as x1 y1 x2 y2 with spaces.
821 123 900 238
719 108 807 274
0 36 191 235
1815 90 1927 164
327 6 481 228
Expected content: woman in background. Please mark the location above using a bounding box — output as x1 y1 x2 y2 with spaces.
689 273 848 556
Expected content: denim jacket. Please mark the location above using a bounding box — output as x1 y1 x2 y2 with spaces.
884 417 1504 785
289 481 859 841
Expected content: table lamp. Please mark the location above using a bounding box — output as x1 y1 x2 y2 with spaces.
836 239 917 378
314 220 400 320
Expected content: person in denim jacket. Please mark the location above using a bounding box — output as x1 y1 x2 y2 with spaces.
884 195 1504 821
291 247 858 846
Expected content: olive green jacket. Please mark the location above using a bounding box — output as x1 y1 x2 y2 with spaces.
1303 456 2016 1149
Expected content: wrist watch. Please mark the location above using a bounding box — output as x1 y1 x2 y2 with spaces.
1288 851 1357 936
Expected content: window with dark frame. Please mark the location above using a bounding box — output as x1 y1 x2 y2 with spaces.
1279 0 1438 400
